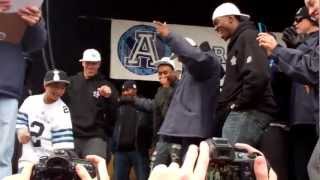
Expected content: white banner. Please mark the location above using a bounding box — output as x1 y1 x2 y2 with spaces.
110 19 228 81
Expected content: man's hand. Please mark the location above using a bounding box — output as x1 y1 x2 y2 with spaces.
235 143 277 180
159 77 170 87
97 85 112 98
153 21 170 37
0 0 11 12
17 128 31 144
149 141 210 180
18 6 41 26
76 155 110 180
282 27 306 48
257 33 278 56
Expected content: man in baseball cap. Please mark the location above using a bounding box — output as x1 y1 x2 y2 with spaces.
211 2 276 147
64 48 118 160
16 69 74 172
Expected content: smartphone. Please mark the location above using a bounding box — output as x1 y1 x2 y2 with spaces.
257 22 267 33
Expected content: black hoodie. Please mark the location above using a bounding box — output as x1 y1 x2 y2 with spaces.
219 20 277 115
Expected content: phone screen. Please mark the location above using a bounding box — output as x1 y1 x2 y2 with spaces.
257 22 267 32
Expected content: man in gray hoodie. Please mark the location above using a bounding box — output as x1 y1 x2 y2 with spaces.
0 1 47 178
153 21 222 161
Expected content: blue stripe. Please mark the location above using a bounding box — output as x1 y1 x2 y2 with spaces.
17 117 28 123
52 136 74 142
52 134 74 139
52 139 74 144
18 112 28 119
52 130 73 137
52 128 73 133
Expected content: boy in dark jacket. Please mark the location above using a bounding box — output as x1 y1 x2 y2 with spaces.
113 81 152 180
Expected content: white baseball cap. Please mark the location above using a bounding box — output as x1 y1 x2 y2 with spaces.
154 57 176 70
212 3 250 22
79 49 101 62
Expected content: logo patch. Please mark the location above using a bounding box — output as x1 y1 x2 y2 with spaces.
246 56 252 64
230 56 237 66
118 25 172 75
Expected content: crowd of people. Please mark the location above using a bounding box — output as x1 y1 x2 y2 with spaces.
0 0 319 180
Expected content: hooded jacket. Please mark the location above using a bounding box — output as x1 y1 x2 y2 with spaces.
63 73 118 139
219 20 277 115
158 32 222 138
271 31 319 126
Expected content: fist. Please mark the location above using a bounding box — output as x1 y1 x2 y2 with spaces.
97 85 112 98
17 128 31 144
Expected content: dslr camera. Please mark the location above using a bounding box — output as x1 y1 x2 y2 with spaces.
31 149 96 180
206 137 257 180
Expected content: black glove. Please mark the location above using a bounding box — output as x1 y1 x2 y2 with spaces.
282 27 306 48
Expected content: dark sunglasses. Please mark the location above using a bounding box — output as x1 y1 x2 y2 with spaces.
294 17 304 23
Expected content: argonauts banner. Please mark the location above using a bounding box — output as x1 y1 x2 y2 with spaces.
110 19 227 81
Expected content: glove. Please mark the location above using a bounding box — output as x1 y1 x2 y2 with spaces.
282 27 306 48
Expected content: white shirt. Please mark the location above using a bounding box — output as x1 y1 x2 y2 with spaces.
16 94 74 164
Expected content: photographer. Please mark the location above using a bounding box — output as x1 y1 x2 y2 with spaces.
149 142 277 180
3 155 110 180
4 143 275 180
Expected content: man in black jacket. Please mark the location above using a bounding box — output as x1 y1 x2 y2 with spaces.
63 49 118 159
211 3 277 147
113 81 152 180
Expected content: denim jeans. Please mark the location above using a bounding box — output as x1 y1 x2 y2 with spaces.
0 97 18 179
222 110 273 147
150 141 182 169
114 151 149 180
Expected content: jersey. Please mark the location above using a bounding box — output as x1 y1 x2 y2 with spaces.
16 94 74 164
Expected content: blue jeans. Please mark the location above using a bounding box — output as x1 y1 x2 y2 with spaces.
222 110 272 147
114 151 149 180
150 141 182 169
0 97 18 179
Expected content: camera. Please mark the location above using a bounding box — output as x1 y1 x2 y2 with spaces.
31 149 96 180
206 137 257 180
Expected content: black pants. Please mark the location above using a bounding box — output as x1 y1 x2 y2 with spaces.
260 125 289 180
288 125 317 180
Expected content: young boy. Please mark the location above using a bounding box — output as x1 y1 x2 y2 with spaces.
16 69 74 168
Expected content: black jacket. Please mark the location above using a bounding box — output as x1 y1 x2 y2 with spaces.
113 101 152 152
219 21 277 115
63 73 118 139
134 81 177 145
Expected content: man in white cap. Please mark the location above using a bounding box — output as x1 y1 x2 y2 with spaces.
63 49 118 160
211 3 276 147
